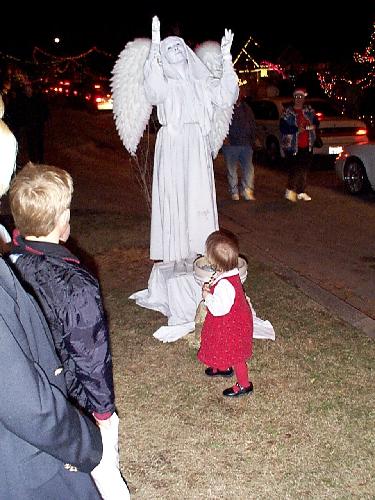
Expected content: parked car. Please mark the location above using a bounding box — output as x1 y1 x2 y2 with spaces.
85 82 113 112
248 97 368 163
335 142 375 194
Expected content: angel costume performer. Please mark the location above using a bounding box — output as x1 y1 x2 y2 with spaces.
112 17 238 264
111 18 244 341
144 36 238 262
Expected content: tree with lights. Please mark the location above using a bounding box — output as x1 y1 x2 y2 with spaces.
353 21 375 89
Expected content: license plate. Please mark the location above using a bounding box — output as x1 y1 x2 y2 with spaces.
329 146 343 155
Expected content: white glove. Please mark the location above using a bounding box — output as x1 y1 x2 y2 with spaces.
152 15 161 45
221 28 234 60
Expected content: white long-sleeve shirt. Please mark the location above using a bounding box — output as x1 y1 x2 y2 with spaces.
204 268 240 316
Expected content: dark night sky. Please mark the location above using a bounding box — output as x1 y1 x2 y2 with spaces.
1 1 374 63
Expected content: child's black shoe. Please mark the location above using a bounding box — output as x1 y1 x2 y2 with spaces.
223 382 253 397
205 367 233 378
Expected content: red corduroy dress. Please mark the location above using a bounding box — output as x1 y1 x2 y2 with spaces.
198 274 253 367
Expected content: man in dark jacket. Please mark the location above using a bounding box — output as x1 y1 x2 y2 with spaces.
222 85 257 201
0 107 103 499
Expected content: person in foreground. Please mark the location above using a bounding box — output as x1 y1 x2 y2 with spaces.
0 118 102 499
280 88 319 202
8 163 130 499
197 229 254 397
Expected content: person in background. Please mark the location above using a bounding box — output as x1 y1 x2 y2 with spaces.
0 99 103 500
197 229 254 398
222 85 257 201
8 163 130 500
24 82 50 163
280 88 319 202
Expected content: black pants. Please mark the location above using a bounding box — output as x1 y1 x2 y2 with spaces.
285 148 313 194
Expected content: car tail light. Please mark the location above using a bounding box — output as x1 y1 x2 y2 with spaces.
336 150 349 160
316 112 323 120
356 128 367 136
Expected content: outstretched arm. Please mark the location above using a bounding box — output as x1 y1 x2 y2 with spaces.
150 15 161 60
144 15 168 103
208 28 238 108
152 15 161 45
221 28 234 61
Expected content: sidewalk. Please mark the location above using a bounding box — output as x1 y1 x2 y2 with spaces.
219 211 375 339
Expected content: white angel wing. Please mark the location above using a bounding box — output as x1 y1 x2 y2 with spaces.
111 38 153 156
209 106 234 159
195 41 234 159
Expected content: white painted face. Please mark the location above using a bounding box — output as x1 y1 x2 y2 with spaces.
164 39 187 64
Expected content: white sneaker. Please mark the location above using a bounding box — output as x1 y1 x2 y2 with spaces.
231 193 240 201
285 189 297 202
242 188 255 201
297 192 312 201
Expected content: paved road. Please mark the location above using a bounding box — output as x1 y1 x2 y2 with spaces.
213 154 375 337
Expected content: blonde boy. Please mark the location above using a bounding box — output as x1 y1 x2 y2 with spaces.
9 163 130 500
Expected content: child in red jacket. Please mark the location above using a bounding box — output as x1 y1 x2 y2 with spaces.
197 229 253 397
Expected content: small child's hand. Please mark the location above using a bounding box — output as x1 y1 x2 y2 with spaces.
202 282 210 299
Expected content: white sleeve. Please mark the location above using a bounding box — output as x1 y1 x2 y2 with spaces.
143 52 168 105
0 224 11 243
204 279 235 316
207 61 238 108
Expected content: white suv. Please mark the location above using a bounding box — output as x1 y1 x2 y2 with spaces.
248 97 368 163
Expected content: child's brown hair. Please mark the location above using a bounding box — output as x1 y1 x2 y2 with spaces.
205 229 239 272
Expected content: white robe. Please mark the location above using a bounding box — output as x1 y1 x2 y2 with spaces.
144 38 238 262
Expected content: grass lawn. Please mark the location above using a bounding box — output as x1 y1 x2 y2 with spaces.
71 210 375 500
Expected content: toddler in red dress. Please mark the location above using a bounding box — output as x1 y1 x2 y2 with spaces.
197 229 253 397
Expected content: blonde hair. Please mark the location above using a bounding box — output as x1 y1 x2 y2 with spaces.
9 162 73 237
205 229 239 272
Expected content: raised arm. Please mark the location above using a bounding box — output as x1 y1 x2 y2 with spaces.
221 28 234 61
144 15 168 104
151 15 161 45
208 28 238 108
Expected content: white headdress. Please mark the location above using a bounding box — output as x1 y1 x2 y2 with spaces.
160 36 210 80
111 38 153 156
0 96 17 197
195 41 234 159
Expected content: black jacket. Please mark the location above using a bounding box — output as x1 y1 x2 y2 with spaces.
0 258 102 499
9 232 115 417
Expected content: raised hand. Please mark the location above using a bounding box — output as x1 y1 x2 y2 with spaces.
221 28 234 58
152 15 161 45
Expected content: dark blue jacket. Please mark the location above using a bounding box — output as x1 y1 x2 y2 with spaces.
9 232 115 418
226 100 257 146
0 258 102 499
